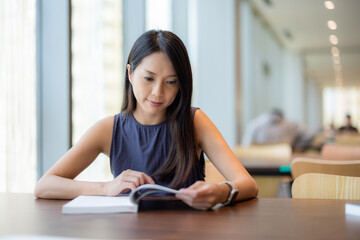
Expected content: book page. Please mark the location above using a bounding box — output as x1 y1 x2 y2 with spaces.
62 195 138 214
130 184 179 204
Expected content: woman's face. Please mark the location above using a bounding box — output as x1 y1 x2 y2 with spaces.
127 51 180 125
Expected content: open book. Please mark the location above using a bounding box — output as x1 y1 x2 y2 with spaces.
129 184 179 204
62 184 179 214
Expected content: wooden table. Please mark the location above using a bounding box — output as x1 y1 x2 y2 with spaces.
1 193 360 239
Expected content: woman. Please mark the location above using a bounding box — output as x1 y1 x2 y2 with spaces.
35 30 258 210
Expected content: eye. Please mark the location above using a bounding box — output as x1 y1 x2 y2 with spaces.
167 80 177 85
144 76 153 81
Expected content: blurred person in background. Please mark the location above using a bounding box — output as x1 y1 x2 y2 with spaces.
242 108 315 152
338 114 358 134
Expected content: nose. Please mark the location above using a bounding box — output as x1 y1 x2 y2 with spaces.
152 82 164 97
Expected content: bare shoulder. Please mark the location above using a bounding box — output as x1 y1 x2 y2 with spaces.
193 109 223 147
93 115 115 132
193 109 216 131
84 116 114 138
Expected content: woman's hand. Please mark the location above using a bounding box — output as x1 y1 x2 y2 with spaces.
175 181 230 210
104 170 155 196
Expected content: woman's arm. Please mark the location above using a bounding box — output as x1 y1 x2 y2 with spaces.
34 116 154 199
176 110 258 209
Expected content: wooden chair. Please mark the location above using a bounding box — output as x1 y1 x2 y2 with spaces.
321 144 360 160
291 158 360 180
335 134 360 145
292 173 360 200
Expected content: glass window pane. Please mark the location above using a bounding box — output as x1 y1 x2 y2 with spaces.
0 0 37 192
323 87 360 129
146 0 172 31
71 0 123 181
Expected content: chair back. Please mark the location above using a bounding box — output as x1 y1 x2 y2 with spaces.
291 158 360 179
292 173 360 200
321 144 360 160
335 134 360 145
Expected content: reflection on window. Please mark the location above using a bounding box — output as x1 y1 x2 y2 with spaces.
146 0 172 31
0 0 37 192
323 87 360 129
71 0 123 181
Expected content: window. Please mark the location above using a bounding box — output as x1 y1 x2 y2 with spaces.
145 0 172 31
71 0 123 181
0 0 37 192
323 87 360 129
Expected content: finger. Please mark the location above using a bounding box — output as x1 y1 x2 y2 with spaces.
119 182 137 194
176 193 194 206
176 190 200 206
122 172 146 186
177 189 198 198
178 187 217 206
176 193 212 210
142 173 155 184
179 187 208 200
109 182 136 196
123 175 144 187
136 173 145 186
124 170 155 185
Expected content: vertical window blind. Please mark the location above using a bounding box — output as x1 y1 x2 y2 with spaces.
71 0 123 182
0 0 37 192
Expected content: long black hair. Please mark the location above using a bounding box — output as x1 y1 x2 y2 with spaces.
121 30 196 189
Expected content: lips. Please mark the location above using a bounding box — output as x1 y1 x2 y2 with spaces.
147 99 162 107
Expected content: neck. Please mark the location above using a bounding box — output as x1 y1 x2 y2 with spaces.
132 109 167 125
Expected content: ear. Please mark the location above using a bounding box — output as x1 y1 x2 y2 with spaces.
127 64 132 83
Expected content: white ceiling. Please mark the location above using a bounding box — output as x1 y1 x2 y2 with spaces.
250 0 360 88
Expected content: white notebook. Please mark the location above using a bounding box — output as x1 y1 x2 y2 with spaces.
62 184 180 214
62 195 138 214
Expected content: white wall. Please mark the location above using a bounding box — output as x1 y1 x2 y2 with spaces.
240 0 309 138
306 80 322 131
240 0 255 129
188 0 238 147
282 51 305 123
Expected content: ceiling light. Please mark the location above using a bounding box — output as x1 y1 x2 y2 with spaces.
335 71 342 79
329 35 338 45
324 1 335 10
332 56 340 64
331 46 340 56
333 64 341 71
335 79 343 87
327 20 337 30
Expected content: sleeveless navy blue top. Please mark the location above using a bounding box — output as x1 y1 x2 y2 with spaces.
109 107 205 188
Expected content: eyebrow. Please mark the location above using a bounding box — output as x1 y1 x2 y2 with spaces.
144 69 177 78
